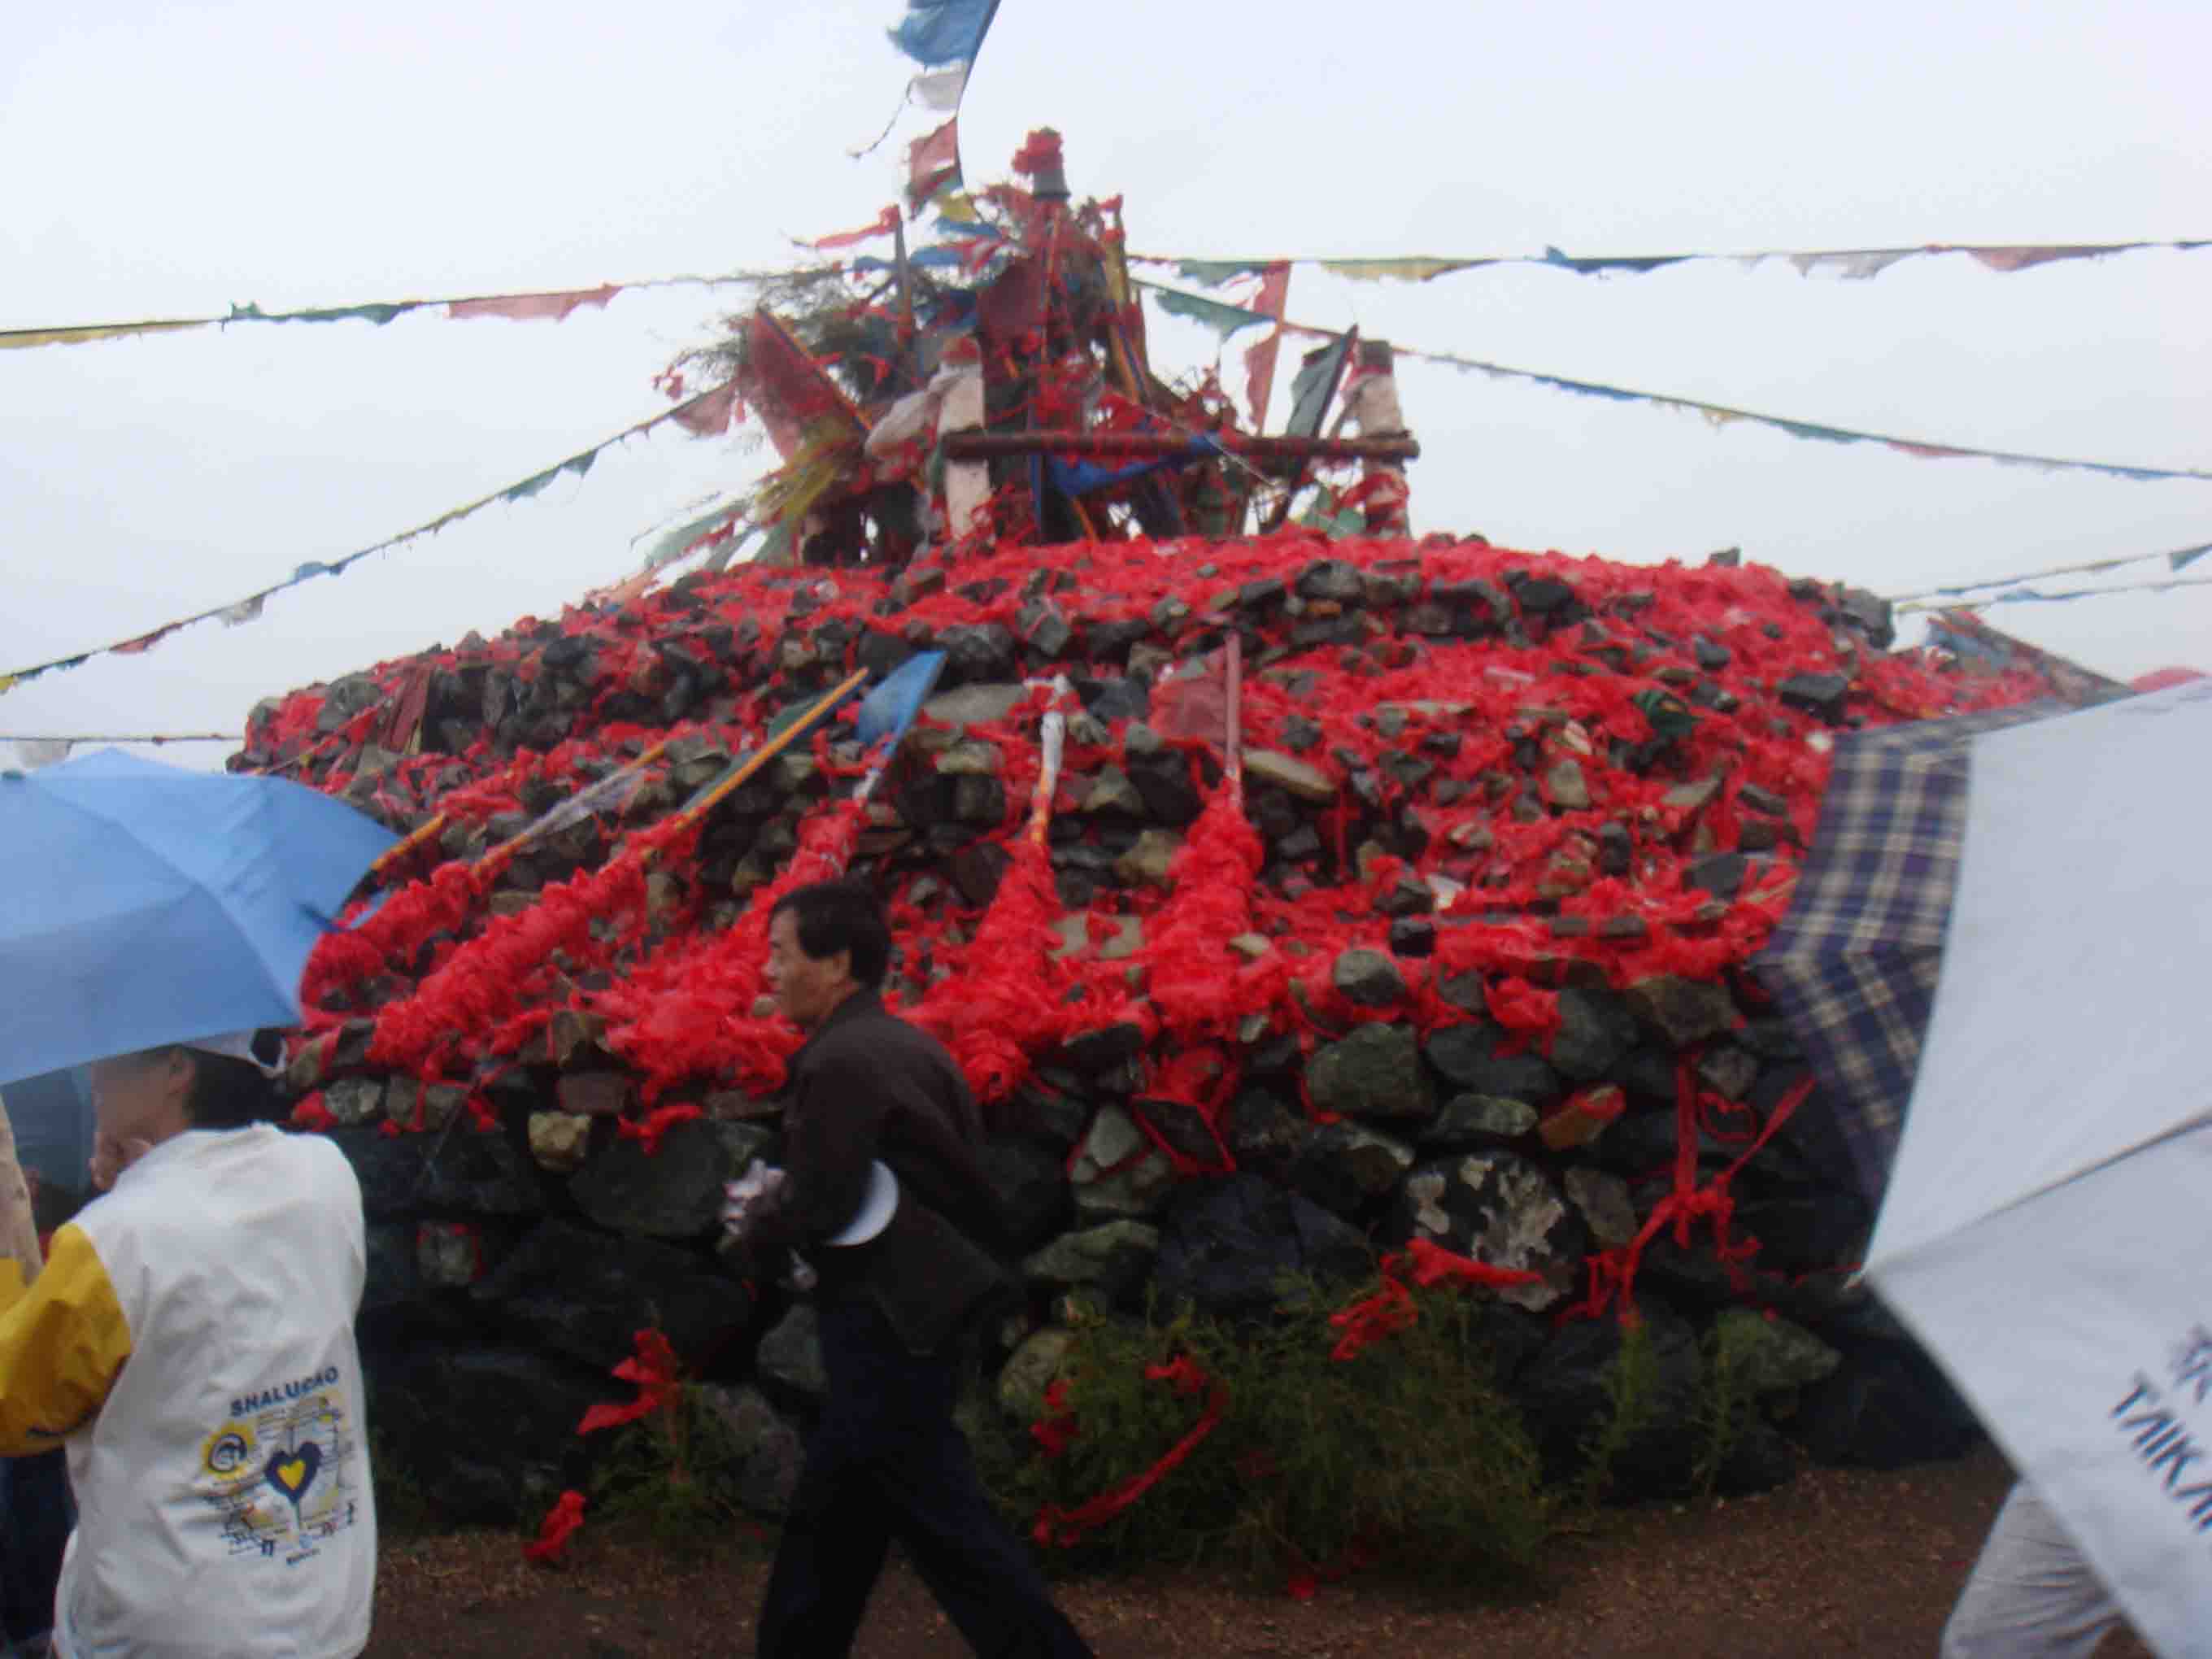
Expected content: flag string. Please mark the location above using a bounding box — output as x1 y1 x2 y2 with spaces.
1885 537 2212 602
1897 573 2212 614
1134 281 2212 486
1132 237 2210 288
8 233 2205 356
8 271 2208 694
0 378 740 697
0 268 843 354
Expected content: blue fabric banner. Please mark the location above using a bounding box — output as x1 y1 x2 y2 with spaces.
854 651 949 747
887 0 1000 68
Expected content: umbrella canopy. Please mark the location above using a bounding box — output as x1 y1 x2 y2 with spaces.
0 749 395 1085
1752 703 2055 1199
1864 678 2212 1656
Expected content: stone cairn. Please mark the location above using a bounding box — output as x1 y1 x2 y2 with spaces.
238 529 2054 1525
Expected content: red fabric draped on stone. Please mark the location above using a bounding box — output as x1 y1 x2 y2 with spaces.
1561 1062 1818 1327
1329 1241 1544 1361
595 799 866 1099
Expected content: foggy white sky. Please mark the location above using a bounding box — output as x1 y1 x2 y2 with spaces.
4 0 2208 769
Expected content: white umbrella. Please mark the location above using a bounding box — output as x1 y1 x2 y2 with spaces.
1866 677 2212 1657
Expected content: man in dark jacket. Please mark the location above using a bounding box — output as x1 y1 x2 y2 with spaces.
746 879 1091 1659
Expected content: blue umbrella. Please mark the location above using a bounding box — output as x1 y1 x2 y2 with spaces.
0 749 396 1085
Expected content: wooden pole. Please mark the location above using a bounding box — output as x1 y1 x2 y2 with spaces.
381 673 868 897
660 668 870 843
1342 340 1413 537
893 217 917 390
1225 634 1243 812
372 732 689 881
371 811 451 876
1025 686 1068 848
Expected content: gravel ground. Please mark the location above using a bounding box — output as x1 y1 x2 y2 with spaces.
366 1442 2154 1657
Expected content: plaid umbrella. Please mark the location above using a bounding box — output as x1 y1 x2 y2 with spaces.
1750 703 2055 1200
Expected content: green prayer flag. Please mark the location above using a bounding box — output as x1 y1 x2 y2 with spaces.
1295 484 1367 540
504 451 597 503
1151 286 1271 341
1285 333 1353 438
1173 259 1270 289
644 503 744 570
1320 256 1482 283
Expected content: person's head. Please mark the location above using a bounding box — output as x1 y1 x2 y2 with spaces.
766 880 890 1029
85 1032 283 1148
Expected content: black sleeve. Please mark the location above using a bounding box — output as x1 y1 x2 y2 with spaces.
756 1042 881 1248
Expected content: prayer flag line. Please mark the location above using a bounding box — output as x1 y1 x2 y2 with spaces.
15 231 2202 358
1134 281 2212 486
0 378 741 696
1133 237 2211 290
0 268 838 355
1885 537 2212 603
1897 573 2212 615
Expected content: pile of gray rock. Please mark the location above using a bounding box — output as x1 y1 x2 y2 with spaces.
237 533 2011 1522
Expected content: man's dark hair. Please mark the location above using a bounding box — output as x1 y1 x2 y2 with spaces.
771 879 892 989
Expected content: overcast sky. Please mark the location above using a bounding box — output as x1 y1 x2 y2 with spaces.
4 0 2208 769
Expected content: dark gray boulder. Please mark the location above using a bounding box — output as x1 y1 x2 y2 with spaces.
1307 1023 1434 1121
570 1119 774 1239
474 1220 751 1372
1152 1173 1373 1317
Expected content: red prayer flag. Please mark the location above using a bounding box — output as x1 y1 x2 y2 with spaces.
905 117 961 210
672 381 742 438
1239 261 1292 426
446 285 621 324
1148 649 1230 747
805 205 901 251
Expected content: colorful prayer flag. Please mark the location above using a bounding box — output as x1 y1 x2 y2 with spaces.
804 207 903 252
1240 263 1292 428
446 285 622 323
1173 259 1272 289
912 65 968 109
1319 256 1480 283
853 651 948 747
1151 286 1276 341
887 0 1000 67
905 117 962 211
671 381 742 438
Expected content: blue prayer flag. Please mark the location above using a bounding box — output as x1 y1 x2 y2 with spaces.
854 650 948 747
887 0 1000 68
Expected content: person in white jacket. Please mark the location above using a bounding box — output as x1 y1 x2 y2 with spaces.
0 1032 376 1659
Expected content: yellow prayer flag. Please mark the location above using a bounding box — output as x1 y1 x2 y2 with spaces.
1319 258 1477 284
0 319 209 351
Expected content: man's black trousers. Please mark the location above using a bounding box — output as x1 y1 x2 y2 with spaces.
757 1297 1093 1658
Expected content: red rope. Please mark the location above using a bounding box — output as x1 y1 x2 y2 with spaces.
1561 1063 1818 1326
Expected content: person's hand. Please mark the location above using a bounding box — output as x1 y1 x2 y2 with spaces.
89 1132 152 1192
721 1159 789 1247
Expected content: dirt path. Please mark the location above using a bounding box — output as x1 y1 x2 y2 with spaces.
368 1443 2153 1657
